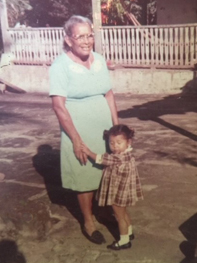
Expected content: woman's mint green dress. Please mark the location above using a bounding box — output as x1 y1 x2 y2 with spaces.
49 52 113 192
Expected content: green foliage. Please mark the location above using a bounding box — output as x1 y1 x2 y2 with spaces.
2 0 32 27
124 0 142 20
24 0 92 27
101 0 156 25
1 0 156 28
24 0 54 27
147 0 157 24
108 0 125 24
101 0 143 25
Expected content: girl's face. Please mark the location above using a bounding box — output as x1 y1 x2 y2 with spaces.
65 23 94 59
109 134 131 154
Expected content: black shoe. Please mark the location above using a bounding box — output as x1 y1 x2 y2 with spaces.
82 228 106 245
107 241 131 250
130 234 135 240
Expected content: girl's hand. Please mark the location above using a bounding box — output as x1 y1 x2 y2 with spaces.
72 137 87 165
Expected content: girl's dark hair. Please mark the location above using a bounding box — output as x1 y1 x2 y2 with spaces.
103 124 134 141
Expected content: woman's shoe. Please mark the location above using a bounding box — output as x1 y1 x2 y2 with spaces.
107 241 131 250
82 228 106 244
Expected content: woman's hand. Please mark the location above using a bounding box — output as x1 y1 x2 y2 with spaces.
81 142 91 156
81 142 97 162
72 137 88 165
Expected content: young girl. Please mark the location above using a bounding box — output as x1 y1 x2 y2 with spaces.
82 124 143 250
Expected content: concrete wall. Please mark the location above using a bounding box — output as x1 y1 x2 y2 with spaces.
0 63 195 94
0 64 49 93
157 0 197 25
110 68 195 94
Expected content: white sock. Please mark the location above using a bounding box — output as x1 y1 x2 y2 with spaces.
128 225 133 235
117 234 130 246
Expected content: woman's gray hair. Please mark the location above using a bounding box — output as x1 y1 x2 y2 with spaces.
64 15 93 37
63 15 93 51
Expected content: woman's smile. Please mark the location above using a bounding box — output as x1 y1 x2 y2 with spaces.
66 23 94 60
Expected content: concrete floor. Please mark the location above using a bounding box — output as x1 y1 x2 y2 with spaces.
0 92 197 263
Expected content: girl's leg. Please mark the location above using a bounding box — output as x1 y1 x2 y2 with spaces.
106 205 131 250
124 209 131 227
108 205 133 250
125 210 134 239
112 205 128 235
106 205 132 250
77 191 95 235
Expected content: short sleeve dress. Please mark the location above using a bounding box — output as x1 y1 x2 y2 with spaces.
95 148 144 207
49 52 113 192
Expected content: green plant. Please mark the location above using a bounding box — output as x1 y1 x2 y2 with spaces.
0 0 32 27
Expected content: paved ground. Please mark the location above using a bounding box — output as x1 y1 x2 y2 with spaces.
0 91 197 263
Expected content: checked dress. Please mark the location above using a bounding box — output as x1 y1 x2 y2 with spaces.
96 148 143 207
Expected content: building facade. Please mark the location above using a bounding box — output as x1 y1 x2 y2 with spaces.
157 0 197 25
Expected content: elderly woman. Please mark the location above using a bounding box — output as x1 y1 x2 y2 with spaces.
49 15 118 244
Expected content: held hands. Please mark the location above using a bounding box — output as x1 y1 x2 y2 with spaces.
72 137 88 165
81 143 91 156
81 143 97 161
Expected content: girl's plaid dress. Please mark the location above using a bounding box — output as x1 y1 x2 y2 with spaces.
96 148 143 207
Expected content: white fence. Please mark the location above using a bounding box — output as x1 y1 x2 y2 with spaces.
101 24 197 68
8 24 197 68
8 27 64 65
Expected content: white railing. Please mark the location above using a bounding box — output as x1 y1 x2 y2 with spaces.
8 24 197 68
101 24 197 68
8 27 64 65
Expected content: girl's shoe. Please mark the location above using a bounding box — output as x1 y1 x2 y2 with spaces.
107 241 131 250
130 234 135 240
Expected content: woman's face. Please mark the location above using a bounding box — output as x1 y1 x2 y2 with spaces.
66 23 94 59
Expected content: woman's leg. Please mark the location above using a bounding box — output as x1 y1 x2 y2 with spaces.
77 191 95 235
78 191 106 244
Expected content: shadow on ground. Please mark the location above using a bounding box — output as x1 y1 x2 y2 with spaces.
32 144 119 239
118 78 197 167
118 78 197 140
0 239 26 263
32 144 83 224
179 213 197 263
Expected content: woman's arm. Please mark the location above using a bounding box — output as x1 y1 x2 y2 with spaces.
105 89 119 125
52 95 87 165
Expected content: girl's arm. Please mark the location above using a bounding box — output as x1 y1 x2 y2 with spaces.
52 96 87 165
82 144 120 167
105 89 119 125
